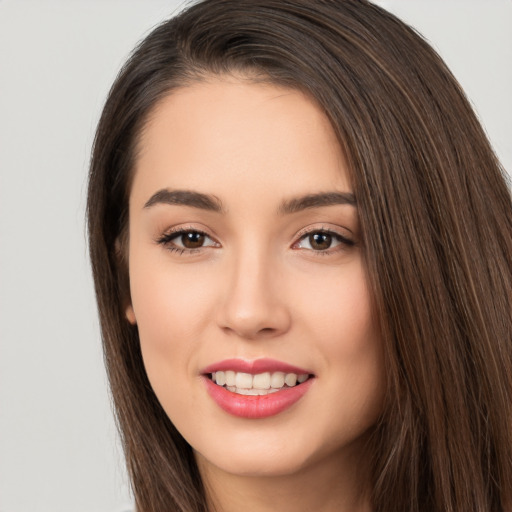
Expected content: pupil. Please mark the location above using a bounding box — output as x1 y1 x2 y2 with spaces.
182 232 205 248
310 233 331 250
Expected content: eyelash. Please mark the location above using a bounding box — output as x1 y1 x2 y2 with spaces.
156 227 354 256
156 227 216 255
293 228 355 255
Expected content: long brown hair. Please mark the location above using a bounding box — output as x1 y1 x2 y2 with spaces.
87 1 512 510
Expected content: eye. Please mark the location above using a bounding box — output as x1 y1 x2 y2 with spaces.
157 229 219 252
294 230 354 252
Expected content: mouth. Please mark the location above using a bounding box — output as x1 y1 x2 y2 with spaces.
207 370 312 396
201 359 315 419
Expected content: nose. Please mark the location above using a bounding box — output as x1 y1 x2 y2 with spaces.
216 247 291 340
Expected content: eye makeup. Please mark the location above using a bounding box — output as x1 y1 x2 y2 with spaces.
155 223 355 257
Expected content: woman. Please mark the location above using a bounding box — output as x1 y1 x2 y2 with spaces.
87 0 512 510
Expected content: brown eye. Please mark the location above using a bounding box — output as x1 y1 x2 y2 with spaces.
294 229 354 253
157 229 218 252
181 231 205 248
309 232 332 250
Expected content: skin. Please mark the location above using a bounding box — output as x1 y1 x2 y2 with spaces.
125 76 385 512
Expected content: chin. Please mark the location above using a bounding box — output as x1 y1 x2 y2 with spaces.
196 443 313 478
192 421 349 480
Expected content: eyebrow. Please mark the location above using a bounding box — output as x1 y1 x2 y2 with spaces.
143 188 356 214
278 191 356 214
144 189 223 212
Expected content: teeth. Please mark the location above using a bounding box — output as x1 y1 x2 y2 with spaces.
226 386 281 395
225 370 236 386
235 372 253 389
297 373 308 383
270 372 285 388
212 370 310 393
285 373 297 386
252 372 271 390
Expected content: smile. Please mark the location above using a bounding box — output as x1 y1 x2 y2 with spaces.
201 359 315 419
209 371 310 395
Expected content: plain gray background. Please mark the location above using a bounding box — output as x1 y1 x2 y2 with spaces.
0 1 510 511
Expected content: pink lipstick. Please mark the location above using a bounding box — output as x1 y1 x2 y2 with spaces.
201 358 315 419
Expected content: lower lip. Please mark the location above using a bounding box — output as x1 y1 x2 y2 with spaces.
203 376 314 419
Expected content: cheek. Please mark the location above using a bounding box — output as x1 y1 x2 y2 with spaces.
294 262 377 351
130 255 214 339
128 252 218 397
294 263 385 422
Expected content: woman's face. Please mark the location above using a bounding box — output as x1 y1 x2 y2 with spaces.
125 77 385 477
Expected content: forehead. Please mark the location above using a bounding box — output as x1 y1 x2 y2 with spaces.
131 77 350 205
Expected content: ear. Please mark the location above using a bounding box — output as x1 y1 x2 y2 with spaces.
125 303 137 325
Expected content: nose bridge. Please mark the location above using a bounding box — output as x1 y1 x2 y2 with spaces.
219 240 290 339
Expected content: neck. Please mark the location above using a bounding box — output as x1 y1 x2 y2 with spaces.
196 439 373 512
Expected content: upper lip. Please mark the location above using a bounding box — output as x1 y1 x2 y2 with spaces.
201 358 313 375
